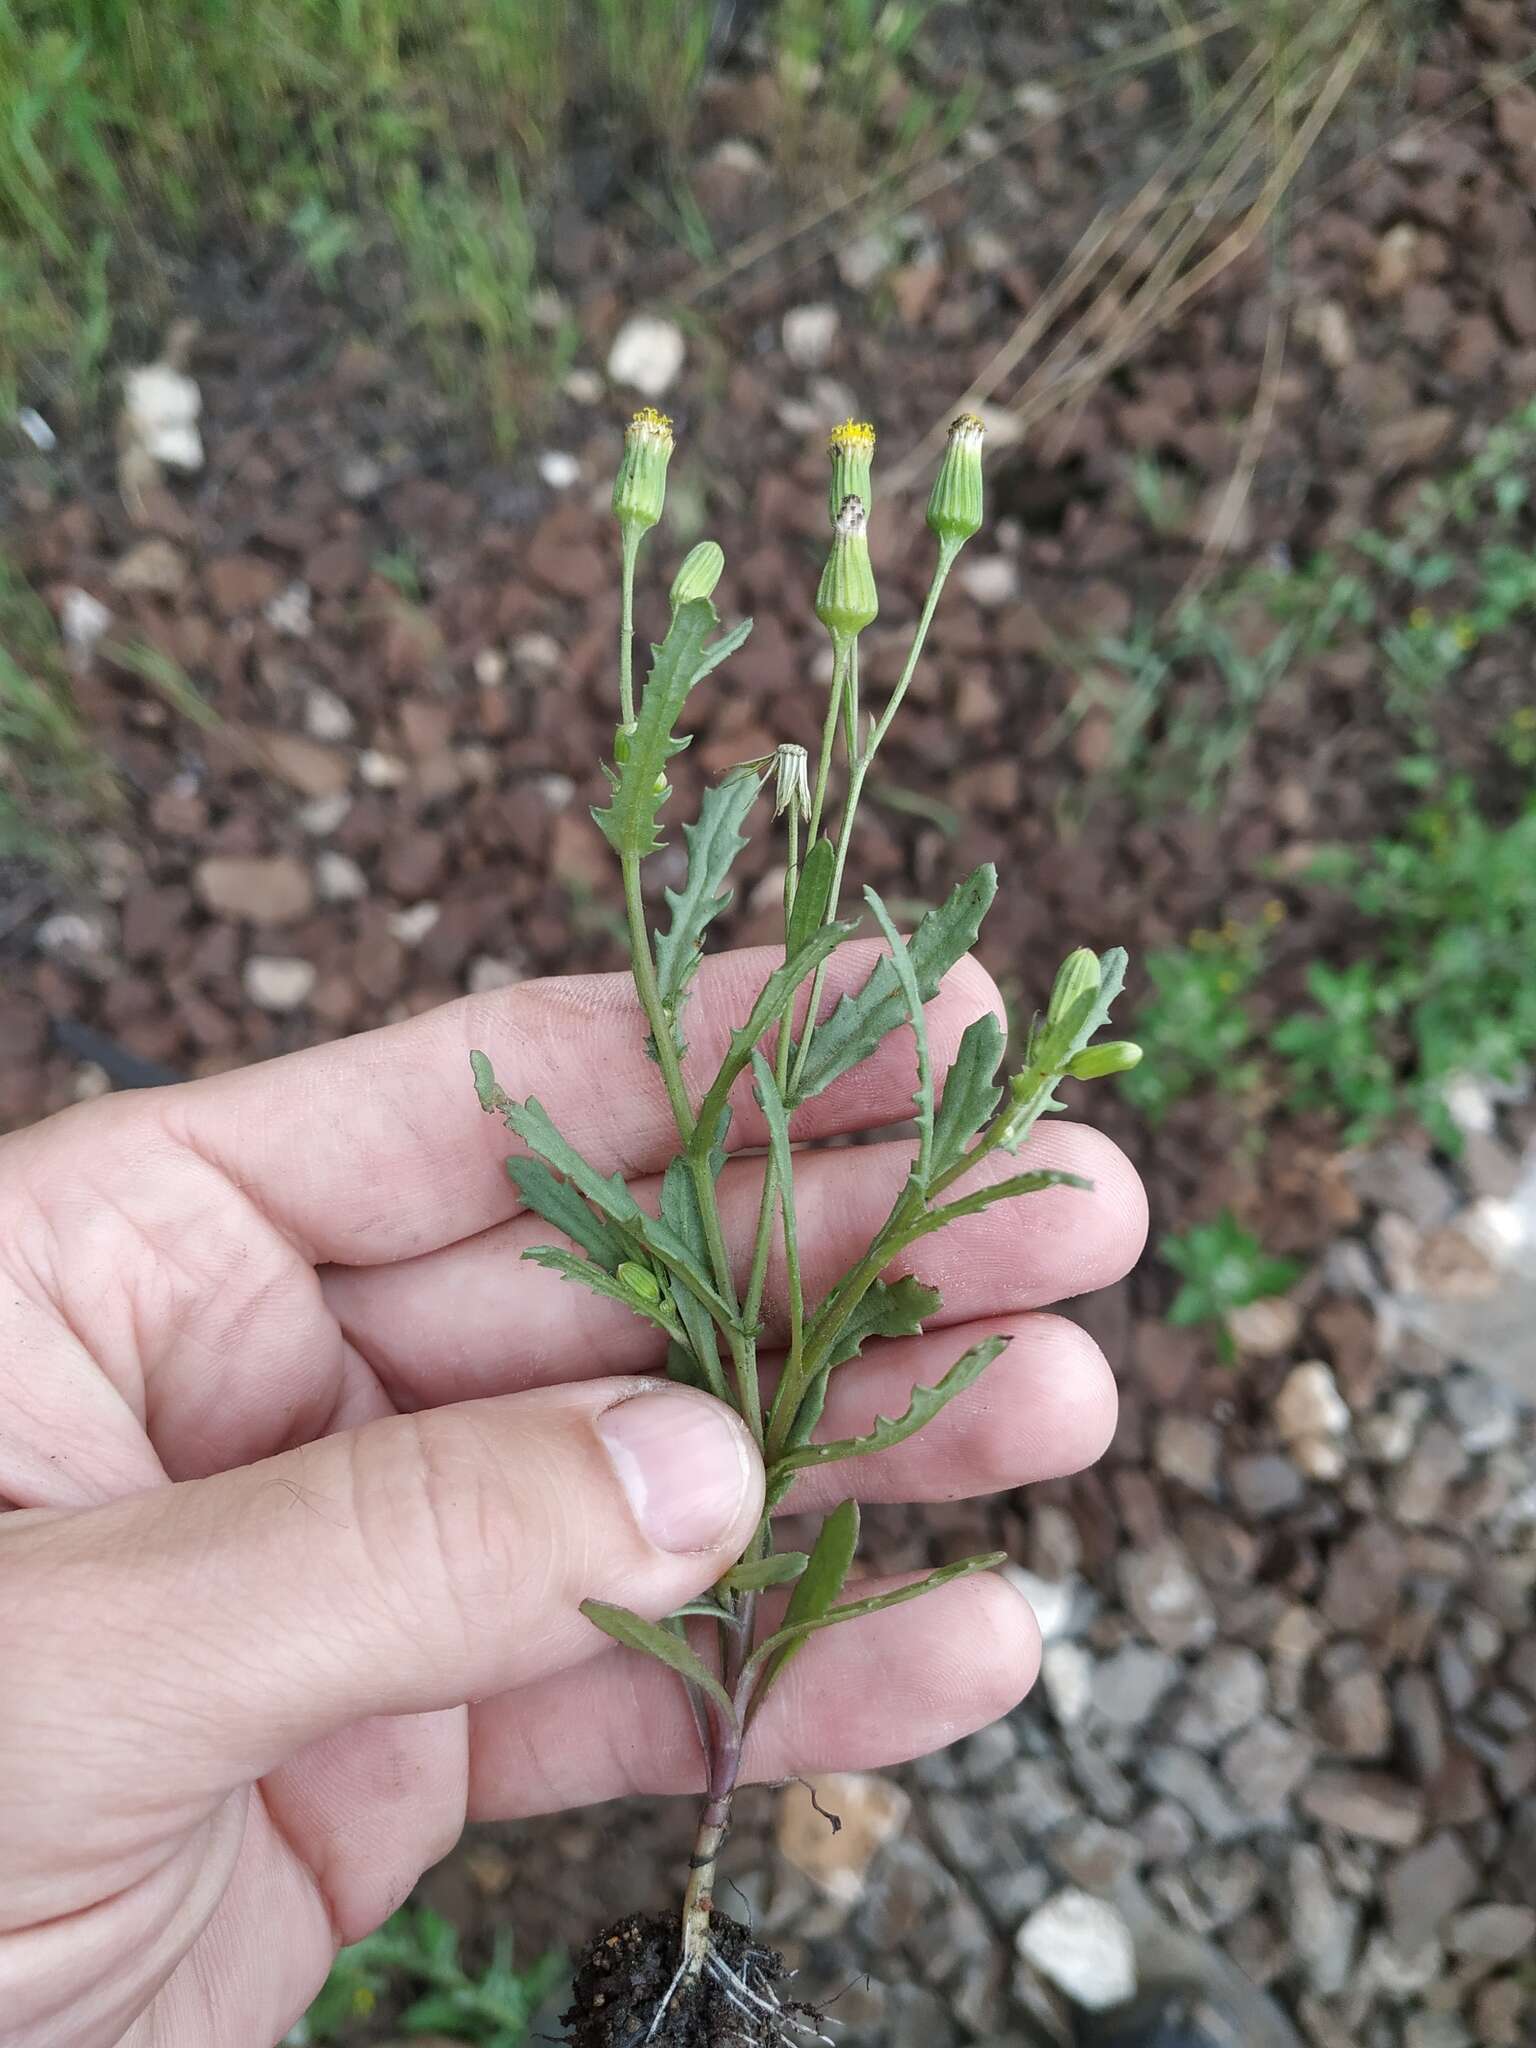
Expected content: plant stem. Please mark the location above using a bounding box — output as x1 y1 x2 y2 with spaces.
619 528 640 726
680 1692 742 1977
805 639 850 848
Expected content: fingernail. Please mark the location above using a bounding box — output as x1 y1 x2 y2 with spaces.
597 1391 754 1553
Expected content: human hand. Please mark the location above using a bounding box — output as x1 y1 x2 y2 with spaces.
0 945 1144 2048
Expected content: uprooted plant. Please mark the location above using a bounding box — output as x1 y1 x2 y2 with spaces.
471 409 1140 2044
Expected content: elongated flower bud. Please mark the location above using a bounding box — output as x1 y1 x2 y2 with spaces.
927 412 986 547
1047 947 1101 1028
613 407 673 538
815 495 879 644
669 540 724 614
1067 1040 1143 1080
772 743 811 820
827 419 876 526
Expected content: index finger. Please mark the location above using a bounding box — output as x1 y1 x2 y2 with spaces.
158 944 1003 1266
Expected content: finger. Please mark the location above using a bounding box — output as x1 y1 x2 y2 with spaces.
325 1121 1146 1403
0 1380 761 1921
468 1569 1039 1820
780 1311 1118 1513
143 948 1003 1266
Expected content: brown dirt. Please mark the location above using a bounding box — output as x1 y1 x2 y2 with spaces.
563 1913 815 2048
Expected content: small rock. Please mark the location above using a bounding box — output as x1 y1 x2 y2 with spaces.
1228 1452 1305 1519
1442 1369 1519 1453
338 454 384 500
1301 1769 1425 1845
1171 1645 1269 1750
1474 1978 1528 2047
265 581 313 638
1153 1414 1222 1497
1222 1716 1313 1819
466 955 527 994
1091 1643 1179 1728
59 587 113 661
1289 1843 1359 1995
1143 1746 1253 1842
1384 1830 1479 1949
194 856 314 924
1369 221 1421 298
1040 1640 1093 1726
958 555 1020 608
315 851 367 904
1322 1520 1406 1633
1446 1903 1535 1962
1226 1294 1303 1356
1346 1142 1457 1229
782 304 839 368
359 748 408 789
304 685 355 742
607 314 685 398
537 451 580 489
1320 1662 1392 1759
1050 1820 1141 1893
1118 1539 1216 1652
296 793 352 836
513 631 562 673
1274 1361 1351 1477
255 730 352 800
1362 1931 1444 1999
836 229 896 290
1001 1565 1080 1643
1359 1386 1428 1464
205 552 285 618
1016 1891 1137 2013
776 1772 909 1906
36 910 111 960
110 537 188 596
1388 1420 1467 1524
121 361 203 471
243 956 315 1012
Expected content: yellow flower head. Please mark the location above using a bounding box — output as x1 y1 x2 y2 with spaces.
614 408 674 535
828 418 876 456
828 419 876 524
626 405 674 449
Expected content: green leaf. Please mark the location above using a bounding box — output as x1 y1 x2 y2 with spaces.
496 1095 642 1230
794 864 997 1103
470 1048 511 1115
916 1168 1088 1237
822 1273 943 1373
695 918 862 1140
772 1335 1010 1476
523 1247 681 1340
863 886 934 1178
654 772 764 1053
592 599 753 860
721 1551 809 1592
786 837 836 960
580 1598 736 1723
659 1156 730 1401
745 1552 1005 1700
931 1012 1005 1180
505 1155 627 1271
399 1992 470 2031
751 1498 859 1709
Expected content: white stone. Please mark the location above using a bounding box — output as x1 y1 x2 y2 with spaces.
513 631 562 673
296 793 353 836
1274 1362 1350 1448
266 582 313 639
836 231 894 291
244 956 316 1011
359 748 408 789
17 405 55 451
959 555 1020 608
59 587 112 660
538 450 580 489
562 367 604 405
1226 1294 1303 1356
121 362 203 471
473 648 506 687
1017 1890 1137 2012
1013 81 1064 120
338 454 384 500
467 954 527 994
776 1773 909 1906
1001 1565 1080 1643
304 685 354 741
537 772 576 811
1039 1640 1093 1726
1442 1072 1496 1134
315 851 367 903
37 911 109 957
72 1062 111 1101
606 314 685 398
389 901 440 947
783 303 839 369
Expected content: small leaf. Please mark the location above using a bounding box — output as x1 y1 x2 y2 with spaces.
822 1273 943 1372
523 1247 681 1340
399 1992 470 2031
785 837 836 960
497 1095 642 1229
794 864 997 1103
695 919 862 1139
772 1335 1010 1476
469 1048 511 1115
721 1552 809 1592
863 886 934 1179
751 1498 859 1709
506 1155 627 1271
655 772 764 1052
592 599 754 861
745 1552 1006 1693
581 1598 736 1723
931 1012 1005 1180
659 1156 730 1400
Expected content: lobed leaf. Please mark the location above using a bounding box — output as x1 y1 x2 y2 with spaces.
495 1093 642 1230
523 1247 681 1342
505 1154 627 1271
863 886 934 1178
694 918 862 1142
654 771 765 1054
772 1335 1010 1476
930 1011 1005 1181
793 864 997 1103
581 1598 736 1723
751 1498 859 1709
592 599 753 862
659 1155 731 1400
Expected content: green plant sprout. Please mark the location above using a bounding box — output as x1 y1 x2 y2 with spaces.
469 410 1139 2002
289 1903 560 2046
1160 1209 1300 1360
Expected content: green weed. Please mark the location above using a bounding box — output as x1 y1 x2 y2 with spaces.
1160 1208 1301 1356
0 554 118 864
1119 918 1269 1120
288 1904 560 2047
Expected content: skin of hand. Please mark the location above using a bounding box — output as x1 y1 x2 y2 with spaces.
0 944 1144 2048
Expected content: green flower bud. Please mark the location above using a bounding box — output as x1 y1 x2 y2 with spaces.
927 412 986 547
617 1260 662 1304
669 540 724 614
827 418 876 526
1067 1040 1143 1080
612 407 673 537
815 494 879 645
1047 947 1101 1028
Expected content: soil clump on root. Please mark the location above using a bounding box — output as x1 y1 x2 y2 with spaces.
564 1911 824 2048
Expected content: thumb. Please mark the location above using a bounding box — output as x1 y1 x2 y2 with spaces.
3 1377 760 1812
